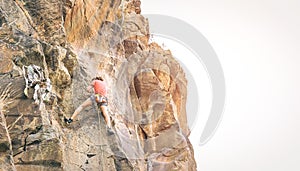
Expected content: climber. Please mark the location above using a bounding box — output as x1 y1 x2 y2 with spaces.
64 76 113 133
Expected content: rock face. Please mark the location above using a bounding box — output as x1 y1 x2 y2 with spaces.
0 0 196 170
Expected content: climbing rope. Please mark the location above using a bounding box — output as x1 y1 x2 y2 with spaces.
92 93 105 171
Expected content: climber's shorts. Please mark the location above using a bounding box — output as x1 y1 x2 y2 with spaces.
90 94 108 107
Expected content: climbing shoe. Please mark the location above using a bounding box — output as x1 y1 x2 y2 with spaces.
106 127 115 135
64 117 73 124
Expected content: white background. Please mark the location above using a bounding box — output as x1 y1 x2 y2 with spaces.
142 0 300 170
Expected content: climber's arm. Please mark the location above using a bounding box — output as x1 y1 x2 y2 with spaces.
86 86 92 93
86 81 94 93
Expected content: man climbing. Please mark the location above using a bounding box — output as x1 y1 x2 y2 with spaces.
64 76 113 133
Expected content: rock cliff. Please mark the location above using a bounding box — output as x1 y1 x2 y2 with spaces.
0 0 196 170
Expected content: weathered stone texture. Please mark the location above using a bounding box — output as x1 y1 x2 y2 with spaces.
0 0 196 170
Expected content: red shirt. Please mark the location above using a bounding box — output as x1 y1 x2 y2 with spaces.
92 80 107 96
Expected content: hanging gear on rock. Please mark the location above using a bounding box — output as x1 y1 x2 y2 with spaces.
23 65 54 105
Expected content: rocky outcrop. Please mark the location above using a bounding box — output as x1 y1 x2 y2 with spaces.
0 0 196 170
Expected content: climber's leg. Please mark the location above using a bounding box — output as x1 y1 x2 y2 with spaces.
70 98 93 120
100 105 111 128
